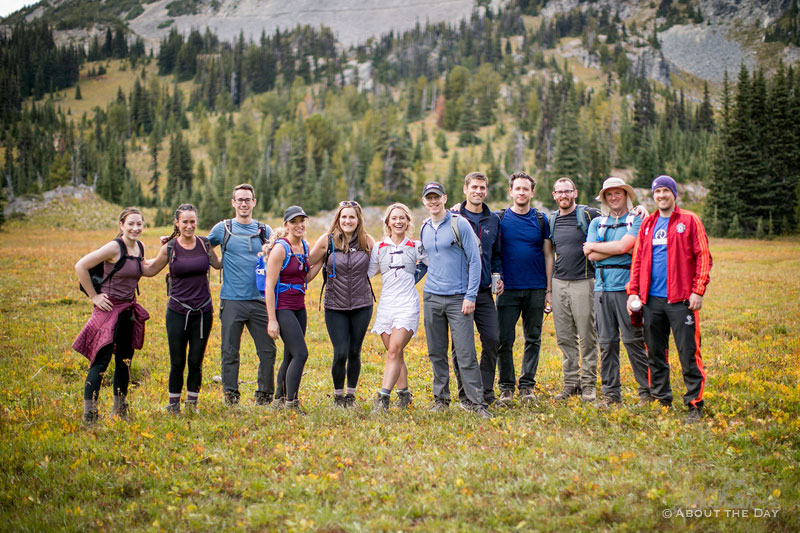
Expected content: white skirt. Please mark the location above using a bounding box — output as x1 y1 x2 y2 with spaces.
371 304 420 336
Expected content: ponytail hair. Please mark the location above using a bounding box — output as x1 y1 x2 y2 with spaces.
261 227 288 257
116 207 143 238
166 204 198 243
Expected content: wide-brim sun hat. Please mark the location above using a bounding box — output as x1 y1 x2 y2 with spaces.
596 177 635 213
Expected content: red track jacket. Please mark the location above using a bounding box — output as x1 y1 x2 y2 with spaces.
627 206 712 304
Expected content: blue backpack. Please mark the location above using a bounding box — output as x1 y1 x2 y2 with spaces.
256 238 309 307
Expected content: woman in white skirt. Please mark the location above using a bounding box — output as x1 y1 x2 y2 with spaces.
368 203 427 410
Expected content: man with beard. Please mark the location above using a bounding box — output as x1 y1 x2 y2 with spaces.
549 177 601 402
495 171 553 404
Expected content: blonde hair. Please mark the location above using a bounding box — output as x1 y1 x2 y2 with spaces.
116 207 143 238
327 201 370 252
382 203 415 237
261 227 289 256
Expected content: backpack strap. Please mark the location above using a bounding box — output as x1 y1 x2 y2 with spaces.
318 233 335 310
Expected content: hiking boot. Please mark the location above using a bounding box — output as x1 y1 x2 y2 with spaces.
184 400 198 414
372 392 390 412
497 389 514 406
596 396 621 409
581 387 597 403
430 399 450 412
333 395 348 408
344 393 356 408
165 402 181 415
254 391 272 406
82 409 99 427
473 405 494 419
224 392 240 406
285 399 306 415
519 387 536 402
396 390 413 409
270 397 286 411
658 399 672 409
554 384 581 401
111 395 131 421
686 407 703 425
637 394 655 408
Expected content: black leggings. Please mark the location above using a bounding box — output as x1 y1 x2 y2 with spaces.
166 308 213 394
84 309 133 401
325 306 373 390
276 308 308 401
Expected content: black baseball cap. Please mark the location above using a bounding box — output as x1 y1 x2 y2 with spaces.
283 205 308 222
422 182 446 197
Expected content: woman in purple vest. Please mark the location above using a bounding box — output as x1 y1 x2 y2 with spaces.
265 206 322 412
147 204 221 414
74 207 155 425
309 201 376 408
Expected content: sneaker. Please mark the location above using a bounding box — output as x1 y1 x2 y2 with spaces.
473 405 494 419
686 407 703 425
519 387 536 402
224 392 240 406
344 393 356 408
254 391 272 406
396 390 413 409
184 400 198 414
372 393 390 412
430 399 450 412
497 389 514 406
554 385 581 401
581 387 597 403
165 403 181 415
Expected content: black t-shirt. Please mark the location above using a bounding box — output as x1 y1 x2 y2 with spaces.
552 210 594 280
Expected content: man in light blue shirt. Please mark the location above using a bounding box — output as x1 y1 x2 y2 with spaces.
207 184 275 406
583 177 651 408
419 182 490 418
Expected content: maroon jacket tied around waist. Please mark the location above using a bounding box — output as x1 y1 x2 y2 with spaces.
72 300 150 364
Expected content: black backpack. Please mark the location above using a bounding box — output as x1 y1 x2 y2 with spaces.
79 238 144 295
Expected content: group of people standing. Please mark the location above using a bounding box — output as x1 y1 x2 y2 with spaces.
73 171 712 426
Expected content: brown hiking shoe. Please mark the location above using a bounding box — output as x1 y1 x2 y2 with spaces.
111 395 131 420
581 387 597 403
497 389 514 405
637 394 655 408
554 385 581 401
372 393 390 412
519 387 536 402
686 407 703 424
396 390 413 409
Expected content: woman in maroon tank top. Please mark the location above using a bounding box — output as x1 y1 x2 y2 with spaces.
74 208 157 426
265 206 323 412
146 204 221 414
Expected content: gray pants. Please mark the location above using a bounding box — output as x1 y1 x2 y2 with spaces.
552 278 598 390
594 291 651 401
423 293 485 407
220 299 277 399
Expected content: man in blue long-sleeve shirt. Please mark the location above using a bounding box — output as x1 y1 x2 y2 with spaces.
419 181 490 418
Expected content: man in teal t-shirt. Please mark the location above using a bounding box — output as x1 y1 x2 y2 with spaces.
583 177 651 408
207 183 275 406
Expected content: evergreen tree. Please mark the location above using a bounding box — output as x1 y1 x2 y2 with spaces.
74 84 82 100
553 88 584 183
457 98 480 146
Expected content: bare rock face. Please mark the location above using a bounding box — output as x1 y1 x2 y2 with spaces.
3 185 97 217
128 0 501 49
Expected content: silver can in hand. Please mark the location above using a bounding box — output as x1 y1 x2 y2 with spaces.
491 273 501 294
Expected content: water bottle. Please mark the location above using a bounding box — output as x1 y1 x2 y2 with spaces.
630 299 643 327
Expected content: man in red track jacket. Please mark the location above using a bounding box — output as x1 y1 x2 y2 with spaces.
626 175 712 424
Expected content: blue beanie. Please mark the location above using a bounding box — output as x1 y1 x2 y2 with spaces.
651 175 678 199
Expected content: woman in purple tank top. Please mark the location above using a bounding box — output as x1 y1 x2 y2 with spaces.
147 204 221 414
265 206 322 412
74 207 157 426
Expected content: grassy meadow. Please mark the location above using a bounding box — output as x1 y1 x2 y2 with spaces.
1 209 799 531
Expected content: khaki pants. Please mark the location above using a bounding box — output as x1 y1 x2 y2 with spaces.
552 278 598 390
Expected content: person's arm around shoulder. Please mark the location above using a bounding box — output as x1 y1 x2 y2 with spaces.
209 245 221 270
544 237 553 309
367 239 381 278
264 243 286 340
142 242 169 277
308 232 330 266
206 221 224 247
460 216 480 314
75 241 122 312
